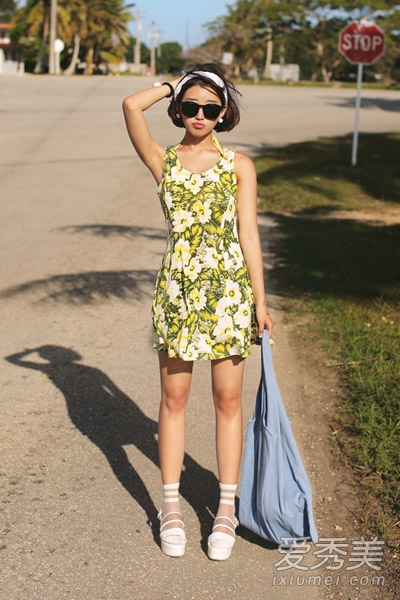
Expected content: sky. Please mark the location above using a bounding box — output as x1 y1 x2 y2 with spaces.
129 0 231 51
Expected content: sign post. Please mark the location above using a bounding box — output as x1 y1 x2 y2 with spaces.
338 20 385 165
54 38 64 75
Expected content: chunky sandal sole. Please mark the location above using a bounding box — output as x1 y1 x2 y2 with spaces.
207 531 235 561
161 536 186 557
207 516 238 561
159 511 186 558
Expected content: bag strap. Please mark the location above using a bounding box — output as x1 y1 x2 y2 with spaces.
252 332 282 433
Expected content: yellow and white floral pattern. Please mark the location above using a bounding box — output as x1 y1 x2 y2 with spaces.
152 136 259 361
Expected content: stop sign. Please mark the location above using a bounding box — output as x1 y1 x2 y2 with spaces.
339 20 385 65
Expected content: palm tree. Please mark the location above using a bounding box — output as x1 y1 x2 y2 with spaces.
11 0 133 75
11 0 51 73
59 0 133 75
87 0 133 73
0 0 17 22
57 0 86 76
204 0 278 77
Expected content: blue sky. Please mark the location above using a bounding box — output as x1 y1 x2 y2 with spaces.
129 0 231 50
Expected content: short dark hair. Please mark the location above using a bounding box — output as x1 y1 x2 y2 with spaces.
167 63 241 132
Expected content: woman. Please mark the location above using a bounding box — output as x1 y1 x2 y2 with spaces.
123 64 273 560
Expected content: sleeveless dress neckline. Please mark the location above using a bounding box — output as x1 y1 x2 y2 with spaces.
173 150 223 177
173 136 225 176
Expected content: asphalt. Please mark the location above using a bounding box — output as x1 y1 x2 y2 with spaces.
1 75 398 600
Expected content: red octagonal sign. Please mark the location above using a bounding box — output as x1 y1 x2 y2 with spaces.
339 20 385 65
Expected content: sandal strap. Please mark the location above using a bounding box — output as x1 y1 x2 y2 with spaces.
158 510 184 532
212 515 239 531
213 523 235 535
214 515 239 529
160 519 184 532
158 510 182 521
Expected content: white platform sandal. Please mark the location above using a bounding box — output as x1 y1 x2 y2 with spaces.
207 515 239 561
158 510 186 558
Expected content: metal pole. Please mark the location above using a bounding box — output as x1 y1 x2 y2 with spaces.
351 62 363 166
134 10 141 67
149 21 159 77
55 50 60 75
150 33 155 76
49 0 57 74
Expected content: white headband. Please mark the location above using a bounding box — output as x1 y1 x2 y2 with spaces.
174 71 228 104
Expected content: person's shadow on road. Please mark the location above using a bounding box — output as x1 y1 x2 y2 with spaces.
5 345 225 552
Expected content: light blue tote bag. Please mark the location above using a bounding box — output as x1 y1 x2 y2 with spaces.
239 332 318 544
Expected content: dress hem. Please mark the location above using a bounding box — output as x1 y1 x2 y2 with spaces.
153 340 261 362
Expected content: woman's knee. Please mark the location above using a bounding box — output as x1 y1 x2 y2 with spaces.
213 388 241 416
161 389 188 414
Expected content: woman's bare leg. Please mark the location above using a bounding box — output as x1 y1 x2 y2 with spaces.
157 352 193 555
158 351 193 484
208 356 245 559
211 355 245 485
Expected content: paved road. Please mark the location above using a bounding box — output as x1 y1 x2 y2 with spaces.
1 76 397 600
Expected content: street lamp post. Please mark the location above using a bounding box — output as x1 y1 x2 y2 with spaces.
134 10 142 67
148 21 160 77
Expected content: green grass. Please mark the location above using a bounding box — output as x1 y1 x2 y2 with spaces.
237 78 398 90
255 133 400 547
256 133 400 214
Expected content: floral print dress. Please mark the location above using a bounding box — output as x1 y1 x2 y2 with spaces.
152 135 259 361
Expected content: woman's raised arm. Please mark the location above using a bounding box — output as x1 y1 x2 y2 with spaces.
122 82 176 183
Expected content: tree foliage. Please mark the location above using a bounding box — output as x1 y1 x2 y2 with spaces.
156 42 185 74
0 0 17 22
11 0 133 74
7 0 400 80
202 0 400 82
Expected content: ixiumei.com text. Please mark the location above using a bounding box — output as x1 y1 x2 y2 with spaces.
272 573 385 587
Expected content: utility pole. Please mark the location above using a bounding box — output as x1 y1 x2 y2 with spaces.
263 27 273 79
134 10 142 67
185 19 190 52
49 0 57 74
148 21 160 76
279 41 285 81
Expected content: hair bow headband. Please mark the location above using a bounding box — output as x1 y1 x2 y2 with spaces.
174 71 228 104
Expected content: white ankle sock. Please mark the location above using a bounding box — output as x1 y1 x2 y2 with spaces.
215 483 237 533
162 482 181 525
163 482 180 504
219 483 237 509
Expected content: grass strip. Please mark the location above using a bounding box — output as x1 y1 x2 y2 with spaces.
255 133 400 548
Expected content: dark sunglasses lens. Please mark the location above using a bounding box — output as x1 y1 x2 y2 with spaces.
181 102 222 120
181 102 199 117
203 104 222 120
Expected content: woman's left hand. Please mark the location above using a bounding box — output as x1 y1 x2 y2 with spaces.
256 302 274 340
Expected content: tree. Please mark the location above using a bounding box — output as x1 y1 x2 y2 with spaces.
205 0 268 76
0 0 17 22
125 35 150 66
59 0 133 75
11 0 51 73
82 0 133 74
156 42 184 74
202 0 399 82
57 0 87 76
10 0 133 75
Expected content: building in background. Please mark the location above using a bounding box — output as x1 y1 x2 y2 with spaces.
0 23 27 75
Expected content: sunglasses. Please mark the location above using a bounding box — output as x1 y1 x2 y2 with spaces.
180 101 224 120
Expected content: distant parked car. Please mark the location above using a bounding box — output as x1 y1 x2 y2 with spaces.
335 70 382 83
